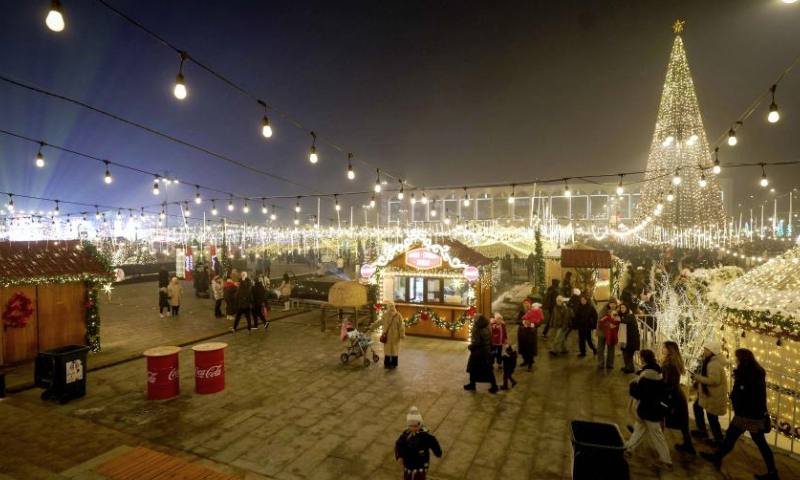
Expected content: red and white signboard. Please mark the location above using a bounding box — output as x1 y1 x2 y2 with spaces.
405 248 443 270
360 264 375 278
463 266 479 281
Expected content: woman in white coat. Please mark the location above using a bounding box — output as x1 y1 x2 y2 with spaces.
373 301 405 369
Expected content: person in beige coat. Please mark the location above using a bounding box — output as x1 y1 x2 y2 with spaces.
166 277 184 316
690 341 727 445
373 301 405 369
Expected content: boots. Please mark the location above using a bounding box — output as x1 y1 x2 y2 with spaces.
282 301 290 312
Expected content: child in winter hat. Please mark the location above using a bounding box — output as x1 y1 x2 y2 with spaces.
396 407 443 477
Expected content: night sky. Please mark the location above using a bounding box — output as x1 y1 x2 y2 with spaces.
1 0 799 221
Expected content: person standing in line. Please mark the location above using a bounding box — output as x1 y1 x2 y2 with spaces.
464 315 499 393
690 341 727 446
596 308 620 370
279 272 292 311
395 407 442 480
212 277 224 318
158 266 170 317
250 276 269 330
518 300 542 370
264 255 271 279
372 301 405 368
596 298 617 365
661 341 695 455
700 349 778 480
541 279 560 338
223 277 237 321
625 349 673 471
167 277 183 316
490 312 507 369
574 295 598 357
618 303 640 373
500 345 518 390
230 277 253 333
548 296 573 356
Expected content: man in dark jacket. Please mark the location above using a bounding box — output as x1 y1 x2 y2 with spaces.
574 296 598 357
464 315 498 393
395 406 442 479
625 350 673 470
230 277 253 332
250 277 269 330
541 279 560 338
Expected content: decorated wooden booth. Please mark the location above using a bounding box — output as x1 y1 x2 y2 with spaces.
545 242 614 301
363 236 493 340
1 241 113 366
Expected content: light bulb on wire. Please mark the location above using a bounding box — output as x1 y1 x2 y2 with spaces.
463 188 470 207
335 196 341 211
508 185 516 204
667 190 675 202
713 147 721 174
54 201 59 216
270 206 277 221
309 131 318 164
397 180 404 200
672 169 682 186
262 202 268 214
369 194 376 208
295 198 301 213
374 169 382 193
411 193 416 205
195 186 202 204
243 201 250 214
698 173 707 188
228 196 234 211
347 153 355 180
103 161 112 184
421 191 428 204
211 201 218 216
768 84 780 123
174 52 188 100
564 179 571 198
760 165 769 187
258 100 273 137
35 143 45 168
46 0 65 32
153 176 160 195
430 201 437 217
727 126 738 146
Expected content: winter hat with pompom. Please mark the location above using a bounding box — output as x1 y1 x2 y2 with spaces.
406 406 423 426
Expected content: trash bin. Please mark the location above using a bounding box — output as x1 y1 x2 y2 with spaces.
570 420 629 480
35 345 90 404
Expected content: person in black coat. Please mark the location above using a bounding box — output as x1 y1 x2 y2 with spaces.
157 267 170 315
574 296 598 357
464 315 498 393
500 345 518 390
230 277 253 332
701 349 778 480
250 277 269 329
619 303 640 373
395 407 442 479
541 279 560 338
626 350 673 470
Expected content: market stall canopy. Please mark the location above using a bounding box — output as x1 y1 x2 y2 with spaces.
328 281 367 307
716 245 800 320
561 249 613 269
0 240 111 285
389 238 493 268
545 241 598 259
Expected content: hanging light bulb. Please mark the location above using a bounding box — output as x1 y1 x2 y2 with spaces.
116 209 123 220
6 194 13 211
727 126 738 146
153 176 160 195
184 202 190 217
139 208 144 219
347 153 355 180
768 84 780 123
160 204 166 219
103 161 112 184
374 169 382 193
262 202 268 214
243 201 250 214
54 201 60 216
95 206 101 220
508 185 516 204
227 196 234 211
211 201 218 216
258 100 273 138
667 190 675 202
444 217 451 225
46 0 65 32
760 165 769 187
195 185 202 204
615 175 624 196
174 52 188 100
335 196 341 211
698 172 707 188
463 188 471 207
431 201 438 217
421 191 428 204
369 193 376 208
397 180 404 200
270 205 277 221
309 131 318 163
35 142 45 168
294 215 299 226
564 179 571 198
411 193 417 205
295 198 301 213
713 147 721 174
672 169 682 186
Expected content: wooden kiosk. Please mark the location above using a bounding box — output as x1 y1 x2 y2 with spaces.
365 237 493 341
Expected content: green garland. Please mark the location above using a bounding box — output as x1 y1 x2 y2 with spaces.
718 305 800 341
435 312 470 332
85 284 101 352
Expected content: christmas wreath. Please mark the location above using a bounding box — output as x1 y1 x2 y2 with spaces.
2 291 35 329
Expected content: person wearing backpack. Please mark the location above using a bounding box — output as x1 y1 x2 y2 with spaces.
625 349 673 471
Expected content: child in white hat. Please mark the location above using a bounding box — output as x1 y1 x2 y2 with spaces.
395 407 442 479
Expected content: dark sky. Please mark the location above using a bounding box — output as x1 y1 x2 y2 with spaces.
1 0 799 220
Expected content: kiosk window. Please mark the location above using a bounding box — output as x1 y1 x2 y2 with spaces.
393 277 407 302
444 278 468 306
426 279 442 303
408 277 425 303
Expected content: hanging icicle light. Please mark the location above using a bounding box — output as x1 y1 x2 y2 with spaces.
45 0 65 32
309 131 318 164
174 52 188 100
103 161 112 184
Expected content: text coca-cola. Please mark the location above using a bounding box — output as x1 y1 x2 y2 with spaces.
195 364 222 378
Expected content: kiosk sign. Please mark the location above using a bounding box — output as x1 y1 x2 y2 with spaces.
405 248 443 270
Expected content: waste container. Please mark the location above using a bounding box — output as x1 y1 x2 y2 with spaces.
570 420 629 480
35 345 91 404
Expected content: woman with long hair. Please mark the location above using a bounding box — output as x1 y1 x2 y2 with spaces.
661 341 694 455
701 349 778 480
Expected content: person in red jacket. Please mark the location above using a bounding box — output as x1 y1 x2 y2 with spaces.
597 309 620 370
490 312 508 369
518 302 543 371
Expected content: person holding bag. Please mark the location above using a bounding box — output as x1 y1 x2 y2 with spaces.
700 349 778 480
373 301 405 368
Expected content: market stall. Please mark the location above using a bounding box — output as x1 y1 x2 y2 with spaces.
545 242 614 300
363 236 493 340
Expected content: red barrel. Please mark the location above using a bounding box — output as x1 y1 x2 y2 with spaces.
143 346 182 400
192 342 227 394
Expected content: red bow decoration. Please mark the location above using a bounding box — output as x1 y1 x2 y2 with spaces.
374 303 383 313
420 311 430 321
467 306 476 317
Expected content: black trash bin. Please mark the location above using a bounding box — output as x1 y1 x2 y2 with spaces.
35 345 90 404
570 420 629 480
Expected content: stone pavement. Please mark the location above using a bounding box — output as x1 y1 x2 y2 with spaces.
5 310 799 480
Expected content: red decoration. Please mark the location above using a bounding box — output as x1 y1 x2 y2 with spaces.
467 306 476 317
2 291 35 329
374 303 383 313
420 312 430 321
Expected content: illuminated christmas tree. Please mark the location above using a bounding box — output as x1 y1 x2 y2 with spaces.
636 22 726 229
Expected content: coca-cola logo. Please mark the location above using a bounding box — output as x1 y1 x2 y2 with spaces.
147 367 179 383
195 364 223 379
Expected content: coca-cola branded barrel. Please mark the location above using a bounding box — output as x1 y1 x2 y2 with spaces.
191 342 227 394
143 346 182 400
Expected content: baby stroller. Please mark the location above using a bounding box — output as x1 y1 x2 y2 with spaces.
340 318 380 366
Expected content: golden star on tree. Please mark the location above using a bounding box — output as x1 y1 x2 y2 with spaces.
673 20 685 34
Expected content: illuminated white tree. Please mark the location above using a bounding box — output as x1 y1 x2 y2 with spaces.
636 26 726 229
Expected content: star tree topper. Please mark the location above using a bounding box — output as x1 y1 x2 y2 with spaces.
672 20 685 34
